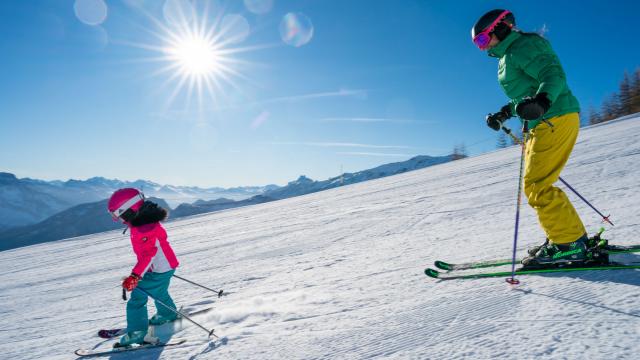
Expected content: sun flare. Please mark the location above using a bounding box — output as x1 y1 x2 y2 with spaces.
126 1 259 111
166 34 220 77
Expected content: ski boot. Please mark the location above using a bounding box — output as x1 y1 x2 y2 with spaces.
149 313 179 326
522 234 589 267
115 331 159 348
527 238 549 256
584 228 610 265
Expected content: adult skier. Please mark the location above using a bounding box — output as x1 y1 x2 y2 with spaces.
107 188 180 346
472 9 588 266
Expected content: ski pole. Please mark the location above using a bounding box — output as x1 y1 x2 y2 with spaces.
501 125 613 226
173 274 224 298
134 287 218 338
557 177 614 226
505 123 528 285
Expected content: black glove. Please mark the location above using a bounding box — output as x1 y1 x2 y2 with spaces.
516 93 551 120
486 104 513 131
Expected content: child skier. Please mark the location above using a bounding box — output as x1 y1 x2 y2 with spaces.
471 9 588 266
107 188 180 346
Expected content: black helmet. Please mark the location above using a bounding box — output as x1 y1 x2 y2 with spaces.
471 9 515 42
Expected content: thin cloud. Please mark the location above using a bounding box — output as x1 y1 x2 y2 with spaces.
320 117 430 124
150 88 370 116
337 152 416 157
259 88 368 105
268 141 412 150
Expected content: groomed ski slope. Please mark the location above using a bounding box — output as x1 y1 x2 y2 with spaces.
1 115 640 360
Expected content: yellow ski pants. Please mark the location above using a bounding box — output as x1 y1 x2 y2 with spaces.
523 112 586 244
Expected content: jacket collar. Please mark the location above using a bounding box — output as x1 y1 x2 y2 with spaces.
487 31 521 58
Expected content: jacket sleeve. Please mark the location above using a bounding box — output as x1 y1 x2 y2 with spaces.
515 37 567 104
131 236 158 276
158 225 168 242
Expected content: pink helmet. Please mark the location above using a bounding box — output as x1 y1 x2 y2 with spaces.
108 188 145 221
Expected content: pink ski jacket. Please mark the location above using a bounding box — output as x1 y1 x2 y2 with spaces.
129 222 179 276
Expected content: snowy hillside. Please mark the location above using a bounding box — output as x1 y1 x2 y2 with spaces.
1 116 640 359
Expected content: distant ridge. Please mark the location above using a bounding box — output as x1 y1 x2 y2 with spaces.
0 153 457 251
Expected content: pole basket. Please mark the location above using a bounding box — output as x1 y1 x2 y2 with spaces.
505 277 520 285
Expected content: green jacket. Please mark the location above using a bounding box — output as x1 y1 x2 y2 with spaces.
488 31 580 128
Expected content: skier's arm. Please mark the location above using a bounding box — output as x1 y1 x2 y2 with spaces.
131 237 159 276
516 38 567 104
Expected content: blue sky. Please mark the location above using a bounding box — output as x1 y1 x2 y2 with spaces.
1 0 639 188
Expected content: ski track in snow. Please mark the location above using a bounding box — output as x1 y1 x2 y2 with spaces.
1 116 640 359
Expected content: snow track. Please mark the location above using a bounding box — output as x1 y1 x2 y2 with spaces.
1 116 640 359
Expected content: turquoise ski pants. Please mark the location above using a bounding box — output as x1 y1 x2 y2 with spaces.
127 270 177 333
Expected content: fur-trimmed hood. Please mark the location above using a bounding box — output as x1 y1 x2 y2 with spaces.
129 201 168 227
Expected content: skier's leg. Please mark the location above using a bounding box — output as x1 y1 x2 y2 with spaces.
154 270 178 319
145 270 178 324
120 278 151 345
126 282 150 333
523 112 586 245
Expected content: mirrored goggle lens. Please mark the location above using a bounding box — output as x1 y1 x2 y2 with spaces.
473 33 491 49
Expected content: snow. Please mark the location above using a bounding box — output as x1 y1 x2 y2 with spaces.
1 116 640 359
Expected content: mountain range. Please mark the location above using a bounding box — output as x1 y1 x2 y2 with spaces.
0 198 170 252
264 155 453 199
0 154 457 251
0 173 278 228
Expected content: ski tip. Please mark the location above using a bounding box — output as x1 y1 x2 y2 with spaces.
434 260 452 270
424 268 440 278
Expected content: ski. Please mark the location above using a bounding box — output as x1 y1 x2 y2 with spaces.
75 338 187 358
607 244 640 253
97 328 125 339
435 244 640 271
97 306 214 339
425 263 640 281
435 258 512 271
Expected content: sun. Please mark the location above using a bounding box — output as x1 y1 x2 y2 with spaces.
126 2 258 111
167 34 221 77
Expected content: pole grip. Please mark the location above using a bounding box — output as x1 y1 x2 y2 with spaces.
173 274 224 298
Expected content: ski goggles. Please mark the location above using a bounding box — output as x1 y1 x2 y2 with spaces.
473 10 511 50
110 192 145 221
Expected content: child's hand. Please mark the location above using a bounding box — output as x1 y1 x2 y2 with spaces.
122 273 141 291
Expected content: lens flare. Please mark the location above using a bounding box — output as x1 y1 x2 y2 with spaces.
220 14 251 44
73 0 108 26
279 12 314 47
163 0 195 26
244 0 273 15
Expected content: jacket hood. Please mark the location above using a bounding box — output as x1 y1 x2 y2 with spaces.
129 201 168 227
